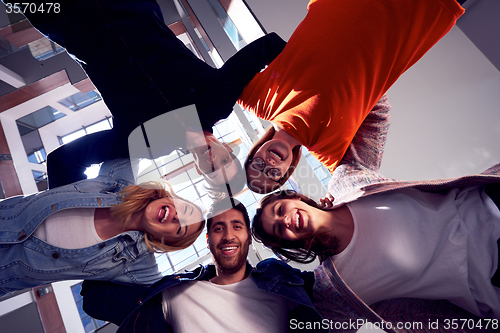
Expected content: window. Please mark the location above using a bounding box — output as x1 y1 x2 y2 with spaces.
32 170 48 192
17 106 66 129
59 118 112 145
58 91 102 112
304 151 331 187
60 129 86 145
16 125 47 164
71 283 107 333
16 106 65 164
27 37 65 61
176 0 224 67
206 0 245 50
0 177 4 199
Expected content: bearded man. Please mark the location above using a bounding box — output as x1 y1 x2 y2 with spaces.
81 199 326 333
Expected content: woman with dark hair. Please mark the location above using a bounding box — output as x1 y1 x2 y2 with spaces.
252 189 338 263
252 96 500 320
238 0 466 194
0 158 205 298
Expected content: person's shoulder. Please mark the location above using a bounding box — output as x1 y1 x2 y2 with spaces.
255 258 289 269
254 258 305 276
177 264 213 279
252 259 314 289
150 264 212 288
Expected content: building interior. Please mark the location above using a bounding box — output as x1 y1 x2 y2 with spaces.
0 0 498 332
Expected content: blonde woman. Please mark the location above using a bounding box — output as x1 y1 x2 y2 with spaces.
0 158 204 297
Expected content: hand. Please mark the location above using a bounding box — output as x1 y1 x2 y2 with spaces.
319 193 334 208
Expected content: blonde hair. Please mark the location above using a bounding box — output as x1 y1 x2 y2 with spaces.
110 181 205 253
244 126 302 194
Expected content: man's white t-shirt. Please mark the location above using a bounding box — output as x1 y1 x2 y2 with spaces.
162 277 289 333
335 186 500 318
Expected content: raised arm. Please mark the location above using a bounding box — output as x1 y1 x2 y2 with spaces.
219 32 286 87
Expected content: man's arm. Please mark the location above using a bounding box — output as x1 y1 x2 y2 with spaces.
220 32 286 87
81 280 154 326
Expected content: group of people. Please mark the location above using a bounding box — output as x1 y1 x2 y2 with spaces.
2 0 499 331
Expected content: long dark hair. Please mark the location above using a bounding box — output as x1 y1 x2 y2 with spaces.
252 190 339 263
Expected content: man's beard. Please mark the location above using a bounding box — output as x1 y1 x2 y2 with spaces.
210 237 251 275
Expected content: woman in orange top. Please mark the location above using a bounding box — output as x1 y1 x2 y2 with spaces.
238 0 465 193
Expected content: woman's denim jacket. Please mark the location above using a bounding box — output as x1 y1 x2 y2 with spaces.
0 158 161 297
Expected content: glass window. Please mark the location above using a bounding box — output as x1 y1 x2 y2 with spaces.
177 0 224 67
60 129 86 145
169 246 197 267
26 147 46 164
32 170 48 192
16 124 47 164
59 118 112 145
27 38 65 61
17 106 65 130
0 177 5 199
206 0 245 50
70 283 107 333
86 118 112 134
58 91 102 112
84 164 102 179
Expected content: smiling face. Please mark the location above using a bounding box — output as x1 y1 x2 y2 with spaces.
246 139 293 192
141 197 204 244
189 132 235 180
260 199 323 241
207 209 251 275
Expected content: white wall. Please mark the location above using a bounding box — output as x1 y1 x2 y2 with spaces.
52 280 86 333
0 84 111 195
245 0 308 40
382 26 500 180
0 291 34 317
